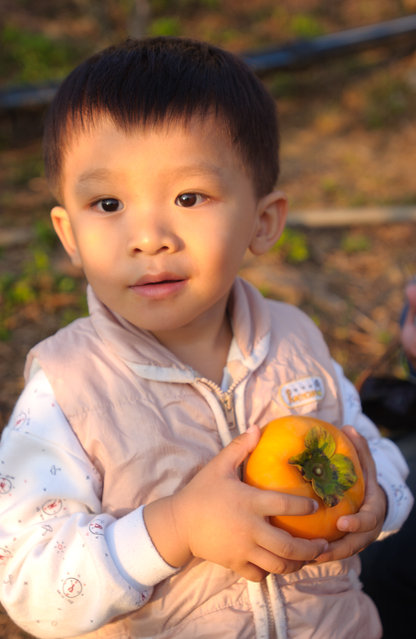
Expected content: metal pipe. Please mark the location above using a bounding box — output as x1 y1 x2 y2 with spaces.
1 14 416 111
243 14 416 73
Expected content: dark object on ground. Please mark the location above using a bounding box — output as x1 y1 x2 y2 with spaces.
360 432 416 639
360 376 416 432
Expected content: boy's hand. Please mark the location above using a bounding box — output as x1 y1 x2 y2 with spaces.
313 425 387 564
144 425 328 582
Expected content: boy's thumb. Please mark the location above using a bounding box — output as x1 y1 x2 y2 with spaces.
223 424 261 469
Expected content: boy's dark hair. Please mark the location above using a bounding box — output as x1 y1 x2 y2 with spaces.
44 36 279 199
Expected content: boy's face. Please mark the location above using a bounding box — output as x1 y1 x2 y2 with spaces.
52 116 286 346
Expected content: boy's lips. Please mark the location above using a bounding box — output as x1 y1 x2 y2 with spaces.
129 273 187 299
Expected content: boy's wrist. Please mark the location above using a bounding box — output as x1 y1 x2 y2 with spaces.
143 496 192 568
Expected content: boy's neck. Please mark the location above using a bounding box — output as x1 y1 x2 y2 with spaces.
153 310 233 386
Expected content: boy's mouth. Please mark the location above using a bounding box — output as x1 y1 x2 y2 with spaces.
129 273 187 299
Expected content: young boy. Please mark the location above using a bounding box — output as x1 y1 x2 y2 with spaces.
0 37 412 639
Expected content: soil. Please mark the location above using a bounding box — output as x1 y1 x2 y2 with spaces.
1 1 416 637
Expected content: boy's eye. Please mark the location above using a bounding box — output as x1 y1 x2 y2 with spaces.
175 193 206 208
94 198 123 213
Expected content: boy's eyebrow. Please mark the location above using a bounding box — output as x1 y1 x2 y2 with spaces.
167 161 226 181
75 162 227 191
75 168 116 191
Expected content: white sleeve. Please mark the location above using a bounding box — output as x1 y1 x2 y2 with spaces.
0 369 177 639
333 360 413 536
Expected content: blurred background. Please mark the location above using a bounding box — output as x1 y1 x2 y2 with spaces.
0 1 416 636
2 0 416 420
1 3 416 404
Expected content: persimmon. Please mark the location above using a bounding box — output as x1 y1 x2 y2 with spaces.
244 416 365 541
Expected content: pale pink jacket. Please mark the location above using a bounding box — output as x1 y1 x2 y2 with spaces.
0 278 412 639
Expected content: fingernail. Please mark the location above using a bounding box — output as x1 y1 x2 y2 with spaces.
344 425 358 436
337 517 349 531
312 500 319 512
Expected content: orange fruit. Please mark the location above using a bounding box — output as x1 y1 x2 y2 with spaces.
244 415 365 541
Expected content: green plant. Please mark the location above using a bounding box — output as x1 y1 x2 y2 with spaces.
257 284 272 298
341 232 371 254
148 16 182 37
57 276 77 293
34 220 58 249
289 14 326 39
0 23 85 85
10 157 45 188
364 74 413 129
0 235 84 341
321 177 339 197
150 0 220 15
268 74 298 99
273 228 310 263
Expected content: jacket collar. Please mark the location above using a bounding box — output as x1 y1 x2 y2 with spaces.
87 277 271 383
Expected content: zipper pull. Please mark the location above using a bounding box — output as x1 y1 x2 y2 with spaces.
221 392 237 431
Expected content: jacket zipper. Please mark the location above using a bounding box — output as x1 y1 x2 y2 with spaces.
262 580 277 639
220 390 237 432
196 378 240 432
195 377 281 639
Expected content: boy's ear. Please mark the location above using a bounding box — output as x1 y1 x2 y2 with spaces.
249 191 288 256
51 206 82 268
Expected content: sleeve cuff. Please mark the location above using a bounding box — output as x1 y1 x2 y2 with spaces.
105 505 179 588
375 466 413 535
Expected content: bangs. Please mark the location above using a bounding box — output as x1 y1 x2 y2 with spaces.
44 37 279 199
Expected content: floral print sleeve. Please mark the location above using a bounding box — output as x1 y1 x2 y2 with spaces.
0 369 176 638
333 360 413 536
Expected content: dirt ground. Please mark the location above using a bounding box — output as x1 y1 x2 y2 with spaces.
1 2 416 637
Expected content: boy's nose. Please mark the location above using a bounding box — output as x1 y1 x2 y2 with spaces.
127 218 181 256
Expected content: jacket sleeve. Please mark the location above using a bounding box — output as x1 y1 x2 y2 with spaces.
333 360 413 536
0 369 177 639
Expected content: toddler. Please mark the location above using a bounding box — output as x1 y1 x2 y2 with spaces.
0 37 412 639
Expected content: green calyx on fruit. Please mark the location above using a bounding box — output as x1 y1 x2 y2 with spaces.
288 425 357 507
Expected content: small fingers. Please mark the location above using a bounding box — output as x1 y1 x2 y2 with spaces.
216 425 261 473
337 510 378 535
237 562 269 583
248 546 306 576
256 488 319 518
314 531 370 563
341 426 376 481
257 523 328 563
